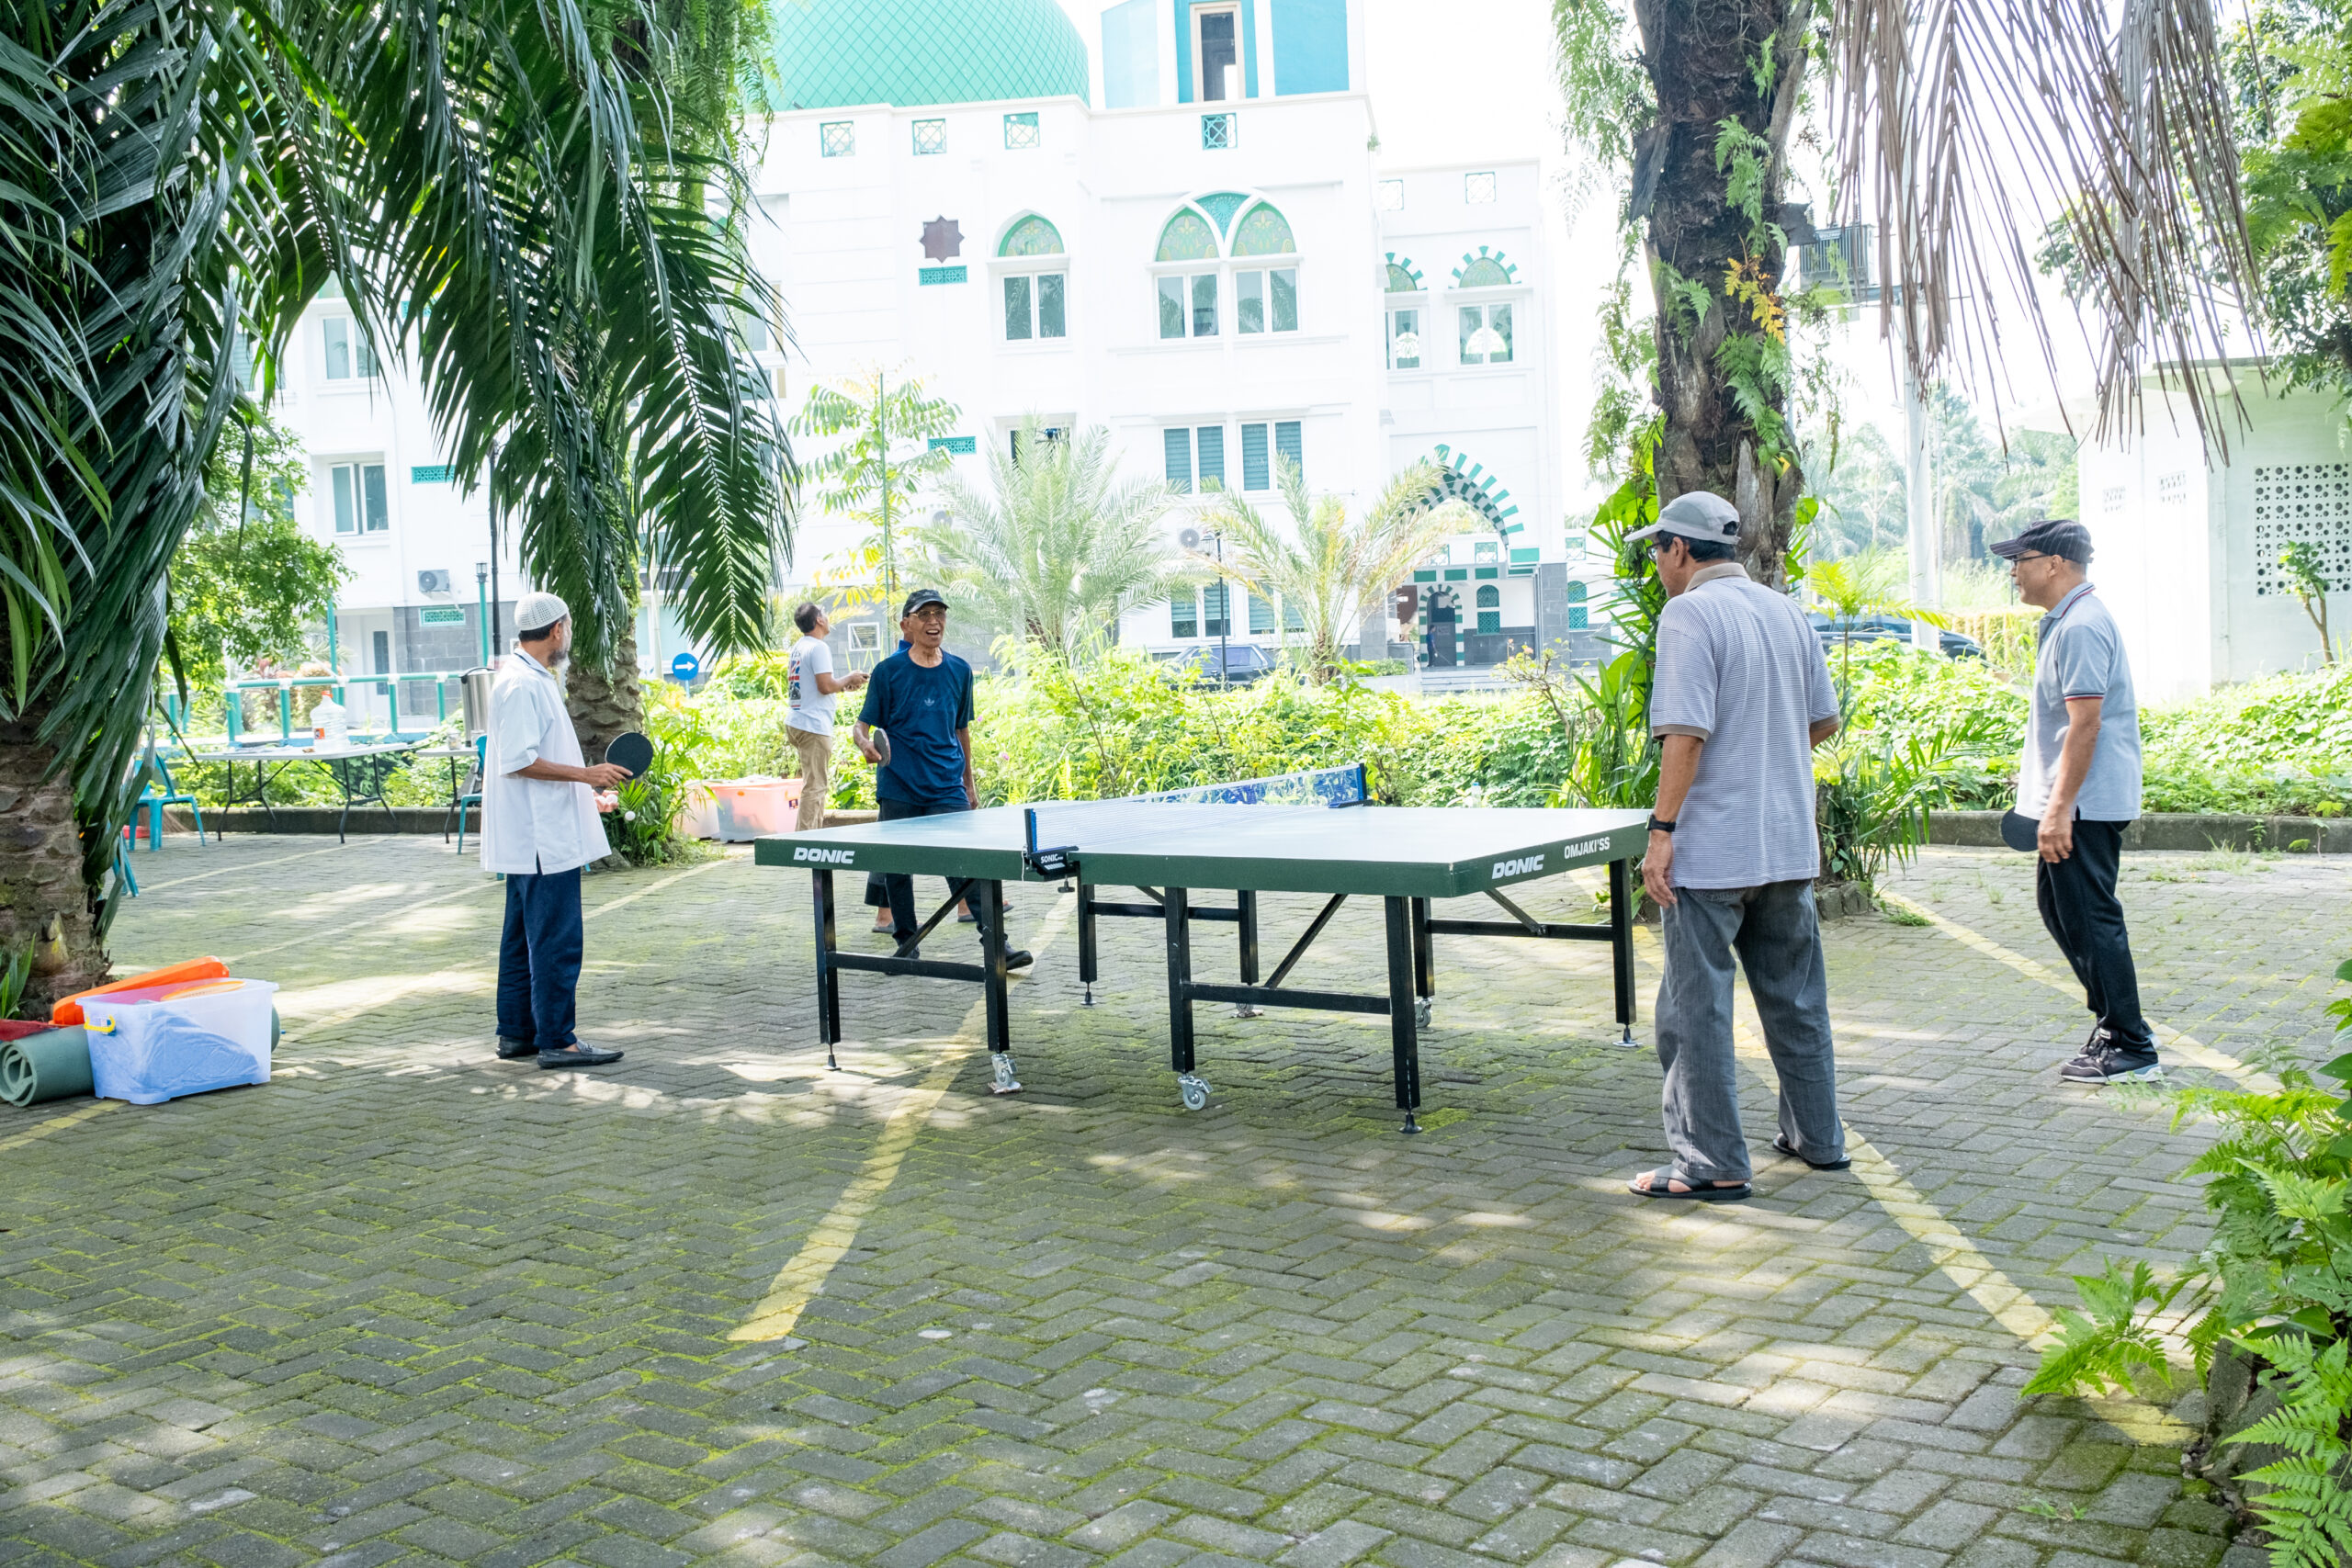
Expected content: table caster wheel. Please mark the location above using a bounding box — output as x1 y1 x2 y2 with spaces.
1414 998 1431 1029
990 1053 1023 1095
1178 1074 1210 1111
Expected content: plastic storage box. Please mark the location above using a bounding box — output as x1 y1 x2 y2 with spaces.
679 781 721 840
82 977 278 1105
711 778 801 841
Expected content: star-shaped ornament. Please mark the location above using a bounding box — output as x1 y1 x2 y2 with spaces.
921 217 963 262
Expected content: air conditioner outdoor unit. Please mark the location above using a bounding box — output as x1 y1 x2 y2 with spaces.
1178 528 1203 551
417 569 453 595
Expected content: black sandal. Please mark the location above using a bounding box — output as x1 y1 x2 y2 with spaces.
1772 1134 1851 1170
1626 1167 1750 1202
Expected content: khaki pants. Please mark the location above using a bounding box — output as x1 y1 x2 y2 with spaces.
787 726 831 830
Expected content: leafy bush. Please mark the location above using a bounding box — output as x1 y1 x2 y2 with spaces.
2028 955 2352 1568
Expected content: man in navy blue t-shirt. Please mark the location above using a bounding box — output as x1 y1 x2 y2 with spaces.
853 589 1032 968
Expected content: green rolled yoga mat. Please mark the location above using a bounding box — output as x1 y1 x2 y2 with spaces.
0 1027 95 1108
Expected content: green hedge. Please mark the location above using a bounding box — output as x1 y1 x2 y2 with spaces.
168 645 2352 822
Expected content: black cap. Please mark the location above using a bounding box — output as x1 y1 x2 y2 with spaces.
900 587 949 617
1990 519 2092 565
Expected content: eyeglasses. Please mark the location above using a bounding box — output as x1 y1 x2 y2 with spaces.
2007 552 2057 565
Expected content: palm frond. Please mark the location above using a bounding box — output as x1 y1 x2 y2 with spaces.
1827 0 2260 446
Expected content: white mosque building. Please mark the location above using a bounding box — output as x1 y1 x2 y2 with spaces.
266 0 1590 722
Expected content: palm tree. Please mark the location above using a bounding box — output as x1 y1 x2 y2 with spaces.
6 0 792 1005
921 421 1182 663
1805 547 1950 685
1554 0 2257 581
1197 457 1476 683
791 371 961 610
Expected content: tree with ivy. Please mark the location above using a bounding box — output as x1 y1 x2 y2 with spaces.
791 372 961 611
1555 0 2259 591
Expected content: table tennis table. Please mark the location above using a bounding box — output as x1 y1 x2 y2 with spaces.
753 765 1648 1132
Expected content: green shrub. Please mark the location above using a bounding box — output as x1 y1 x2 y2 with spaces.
2028 955 2352 1568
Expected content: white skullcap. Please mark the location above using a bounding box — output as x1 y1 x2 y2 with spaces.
514 591 570 637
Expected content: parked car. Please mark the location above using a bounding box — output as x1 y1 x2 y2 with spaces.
1808 613 1984 660
1171 644 1280 684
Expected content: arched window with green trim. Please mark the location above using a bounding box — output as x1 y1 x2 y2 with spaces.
1475 583 1502 633
1231 203 1295 256
1458 256 1512 288
1157 209 1218 262
1001 216 1068 342
1385 264 1418 293
1000 216 1064 257
1567 579 1589 630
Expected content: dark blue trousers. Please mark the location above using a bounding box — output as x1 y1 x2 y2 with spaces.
497 864 582 1049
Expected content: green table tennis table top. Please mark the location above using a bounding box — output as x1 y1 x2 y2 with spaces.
754 803 1649 899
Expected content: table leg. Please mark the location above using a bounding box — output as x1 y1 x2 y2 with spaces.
1609 856 1636 1044
813 869 841 1070
1385 896 1421 1132
978 879 1018 1093
332 760 352 844
1165 886 1201 1105
1077 881 1097 1007
1410 896 1434 1028
1233 889 1261 1018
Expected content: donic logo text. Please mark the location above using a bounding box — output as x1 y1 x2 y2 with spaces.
1491 854 1544 879
792 846 857 865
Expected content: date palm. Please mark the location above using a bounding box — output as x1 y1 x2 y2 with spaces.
5 0 792 1004
1197 457 1476 683
921 420 1182 663
1555 0 2258 581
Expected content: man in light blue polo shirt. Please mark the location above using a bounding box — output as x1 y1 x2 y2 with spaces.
1991 519 2154 1084
1624 491 1848 1203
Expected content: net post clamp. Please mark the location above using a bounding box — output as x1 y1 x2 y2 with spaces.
1022 807 1080 880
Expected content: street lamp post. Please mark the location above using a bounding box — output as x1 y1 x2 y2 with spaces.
487 440 504 656
474 563 490 665
1208 528 1230 688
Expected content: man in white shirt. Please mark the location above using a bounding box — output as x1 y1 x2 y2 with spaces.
483 592 631 1069
785 602 866 833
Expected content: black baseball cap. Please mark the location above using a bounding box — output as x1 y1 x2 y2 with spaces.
1990 519 2092 565
900 587 949 616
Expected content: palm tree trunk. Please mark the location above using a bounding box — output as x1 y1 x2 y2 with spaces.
1634 0 1812 585
0 701 110 1013
566 608 644 762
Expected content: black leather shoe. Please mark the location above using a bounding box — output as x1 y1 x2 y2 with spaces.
497 1038 538 1059
1004 949 1034 971
538 1045 624 1069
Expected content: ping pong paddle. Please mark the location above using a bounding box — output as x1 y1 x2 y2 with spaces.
1999 809 2040 852
867 729 891 765
605 730 654 779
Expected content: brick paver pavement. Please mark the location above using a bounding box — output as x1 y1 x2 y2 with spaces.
5 835 2343 1568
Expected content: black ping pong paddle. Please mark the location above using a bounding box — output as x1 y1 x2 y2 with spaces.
1999 809 2040 852
605 730 654 779
867 729 891 765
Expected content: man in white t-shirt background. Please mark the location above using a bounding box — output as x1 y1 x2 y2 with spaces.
786 602 867 834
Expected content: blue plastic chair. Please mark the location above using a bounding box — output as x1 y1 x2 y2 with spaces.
452 734 487 852
138 750 207 851
115 836 139 897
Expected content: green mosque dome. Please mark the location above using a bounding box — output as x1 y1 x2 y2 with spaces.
773 0 1090 110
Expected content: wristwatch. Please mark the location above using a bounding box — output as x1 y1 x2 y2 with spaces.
1647 817 1677 834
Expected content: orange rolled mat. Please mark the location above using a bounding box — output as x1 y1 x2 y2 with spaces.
52 957 230 1027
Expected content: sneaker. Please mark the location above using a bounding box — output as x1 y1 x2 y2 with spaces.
538 1044 625 1069
2060 1032 2161 1084
496 1037 538 1059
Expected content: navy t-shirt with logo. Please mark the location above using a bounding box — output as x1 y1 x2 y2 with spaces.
857 650 975 806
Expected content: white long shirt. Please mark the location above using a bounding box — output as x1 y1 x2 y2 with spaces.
481 649 610 876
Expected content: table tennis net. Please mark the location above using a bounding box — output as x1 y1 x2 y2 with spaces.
1022 762 1367 859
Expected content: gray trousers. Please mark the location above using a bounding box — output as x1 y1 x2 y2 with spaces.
1656 879 1844 1183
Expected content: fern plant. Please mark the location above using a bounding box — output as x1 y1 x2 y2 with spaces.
2026 955 2352 1567
2226 1333 2352 1568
